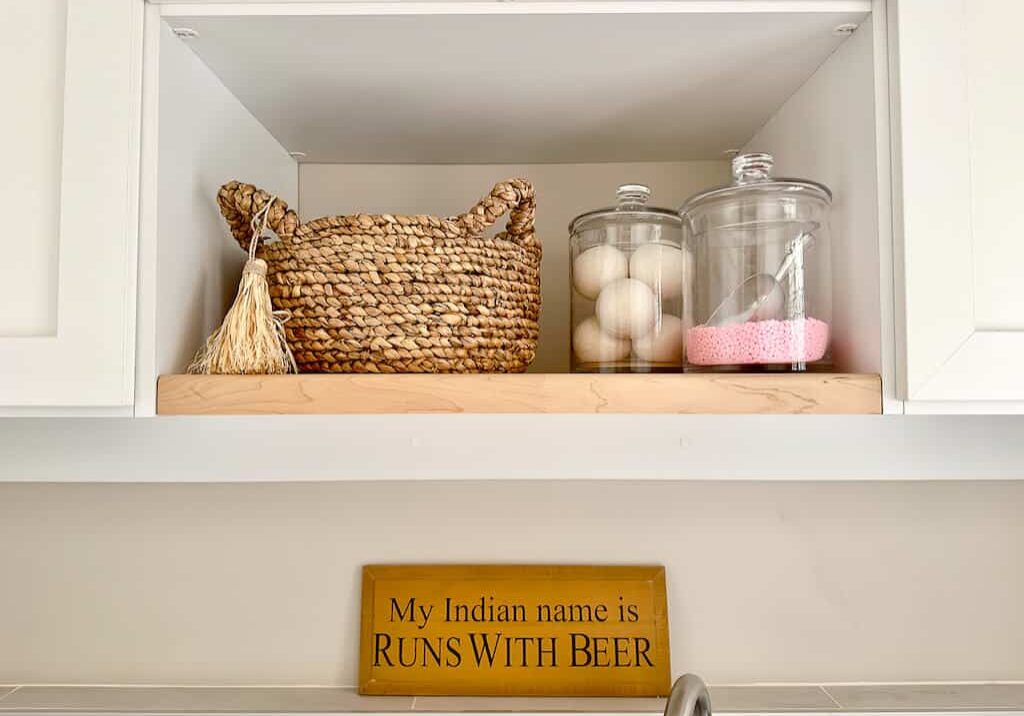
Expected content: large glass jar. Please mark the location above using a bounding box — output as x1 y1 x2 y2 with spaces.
570 185 687 373
679 153 833 372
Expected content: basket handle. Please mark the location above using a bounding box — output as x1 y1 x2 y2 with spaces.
455 178 536 247
217 181 301 252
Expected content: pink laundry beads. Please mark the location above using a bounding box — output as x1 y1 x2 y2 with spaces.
686 318 830 366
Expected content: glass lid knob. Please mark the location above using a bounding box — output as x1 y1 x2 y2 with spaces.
616 184 651 207
732 153 774 185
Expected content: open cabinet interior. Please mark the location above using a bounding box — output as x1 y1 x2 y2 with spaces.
139 2 885 416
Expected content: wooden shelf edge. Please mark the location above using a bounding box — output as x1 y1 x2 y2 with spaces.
157 373 882 416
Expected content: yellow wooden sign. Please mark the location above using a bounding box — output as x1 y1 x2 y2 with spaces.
359 565 670 696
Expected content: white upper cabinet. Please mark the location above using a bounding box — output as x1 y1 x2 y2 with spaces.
17 0 1024 417
0 0 142 412
892 0 1024 412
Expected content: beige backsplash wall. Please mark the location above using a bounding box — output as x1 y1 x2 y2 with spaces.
1 481 1022 685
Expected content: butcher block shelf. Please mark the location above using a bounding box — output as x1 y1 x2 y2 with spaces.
157 373 881 415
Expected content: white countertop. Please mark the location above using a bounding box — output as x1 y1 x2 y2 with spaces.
1 684 1023 714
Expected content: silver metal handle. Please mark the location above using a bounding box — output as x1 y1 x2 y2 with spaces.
664 674 712 716
772 231 812 284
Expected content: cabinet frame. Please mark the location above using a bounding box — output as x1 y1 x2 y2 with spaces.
133 0 894 418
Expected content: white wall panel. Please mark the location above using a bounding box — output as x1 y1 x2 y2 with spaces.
0 2 67 337
966 0 1024 329
135 22 298 415
744 19 884 387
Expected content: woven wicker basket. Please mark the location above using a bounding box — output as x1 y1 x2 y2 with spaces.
216 179 541 373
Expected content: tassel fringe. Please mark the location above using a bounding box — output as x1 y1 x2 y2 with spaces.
188 196 296 375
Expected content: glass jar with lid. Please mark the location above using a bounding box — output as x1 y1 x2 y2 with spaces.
679 153 833 372
569 184 688 372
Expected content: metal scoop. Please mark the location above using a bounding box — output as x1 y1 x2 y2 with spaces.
706 232 811 327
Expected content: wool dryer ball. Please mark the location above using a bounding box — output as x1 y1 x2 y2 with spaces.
632 313 683 363
629 244 685 299
595 278 657 338
573 245 628 300
573 316 631 363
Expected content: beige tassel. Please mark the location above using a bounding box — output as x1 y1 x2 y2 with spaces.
188 197 296 375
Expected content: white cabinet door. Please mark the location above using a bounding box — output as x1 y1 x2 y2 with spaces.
892 0 1024 411
0 0 142 410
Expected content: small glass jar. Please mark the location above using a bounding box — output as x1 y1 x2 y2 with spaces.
679 153 833 372
569 185 687 373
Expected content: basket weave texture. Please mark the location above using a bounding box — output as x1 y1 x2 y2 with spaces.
217 180 541 373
